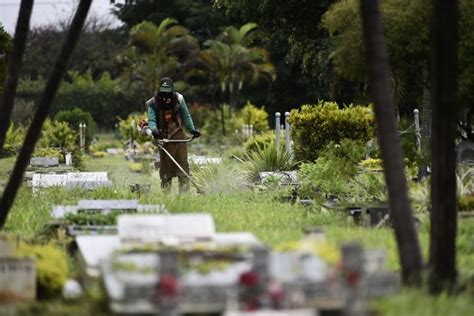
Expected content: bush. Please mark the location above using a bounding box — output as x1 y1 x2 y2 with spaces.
55 107 96 147
201 104 244 144
238 101 269 133
244 143 298 181
17 242 69 299
1 123 26 157
118 112 150 144
243 130 286 153
289 101 375 162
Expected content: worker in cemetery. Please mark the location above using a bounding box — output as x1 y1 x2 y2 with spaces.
144 77 201 193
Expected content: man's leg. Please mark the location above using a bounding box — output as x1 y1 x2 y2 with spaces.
161 177 172 193
178 176 190 194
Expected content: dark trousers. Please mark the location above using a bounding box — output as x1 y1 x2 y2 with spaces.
161 176 190 194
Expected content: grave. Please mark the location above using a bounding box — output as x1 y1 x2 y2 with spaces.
30 157 59 167
31 172 112 190
259 171 298 185
0 236 36 303
106 148 122 155
189 155 223 165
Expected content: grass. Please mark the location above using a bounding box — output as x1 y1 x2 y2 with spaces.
1 148 474 315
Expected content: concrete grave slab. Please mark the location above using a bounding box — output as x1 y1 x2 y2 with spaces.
76 235 121 278
118 213 215 244
77 199 139 211
0 257 36 301
189 155 223 165
30 157 59 167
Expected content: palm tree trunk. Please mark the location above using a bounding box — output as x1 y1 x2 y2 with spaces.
360 0 423 285
0 0 92 228
429 0 459 294
220 104 226 136
0 0 34 154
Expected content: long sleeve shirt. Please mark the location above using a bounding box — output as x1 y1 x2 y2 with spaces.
146 93 196 132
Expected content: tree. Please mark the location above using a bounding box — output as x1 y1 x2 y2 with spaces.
0 0 92 228
198 23 276 134
118 18 199 98
21 17 126 80
360 0 424 285
0 24 12 96
0 0 33 156
429 0 459 294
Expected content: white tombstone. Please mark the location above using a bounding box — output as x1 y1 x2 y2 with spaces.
30 157 59 167
0 257 36 301
118 213 215 244
32 174 68 188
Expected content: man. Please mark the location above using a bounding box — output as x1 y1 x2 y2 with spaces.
145 77 200 192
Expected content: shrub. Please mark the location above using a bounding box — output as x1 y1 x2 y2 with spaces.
55 107 96 147
1 123 26 158
201 104 244 144
92 151 107 158
244 143 298 181
118 112 150 144
243 130 285 153
238 101 269 133
129 162 143 173
17 242 69 299
289 101 375 162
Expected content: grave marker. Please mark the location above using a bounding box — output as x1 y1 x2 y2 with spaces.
30 157 59 167
0 257 36 302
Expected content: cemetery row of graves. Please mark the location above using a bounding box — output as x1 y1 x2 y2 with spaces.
1 104 474 315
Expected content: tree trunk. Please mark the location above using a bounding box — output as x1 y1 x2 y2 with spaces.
429 0 459 294
0 0 92 228
220 104 226 136
0 0 34 154
360 0 424 285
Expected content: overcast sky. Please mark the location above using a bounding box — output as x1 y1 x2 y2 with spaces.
0 0 124 34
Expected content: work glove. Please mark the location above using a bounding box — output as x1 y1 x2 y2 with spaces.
191 129 201 139
151 129 164 139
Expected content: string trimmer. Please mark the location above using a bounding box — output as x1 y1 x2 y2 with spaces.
145 129 204 193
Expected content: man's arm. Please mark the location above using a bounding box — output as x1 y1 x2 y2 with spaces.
146 98 158 130
178 93 196 132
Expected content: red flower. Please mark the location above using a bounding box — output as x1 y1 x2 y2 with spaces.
158 274 180 297
345 271 360 287
239 271 260 286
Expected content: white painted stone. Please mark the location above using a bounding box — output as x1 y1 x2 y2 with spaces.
225 310 317 316
118 214 215 243
77 199 139 211
189 155 223 165
66 172 108 182
62 279 83 299
32 174 67 188
30 157 59 167
0 257 36 301
76 235 121 278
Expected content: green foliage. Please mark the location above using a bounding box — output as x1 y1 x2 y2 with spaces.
1 123 27 158
243 131 282 153
238 101 269 133
55 107 96 146
290 101 375 162
37 119 76 151
243 143 298 181
298 139 385 202
18 242 68 299
118 112 150 144
129 162 143 173
0 24 12 96
119 19 199 97
17 71 139 128
201 104 244 143
65 212 120 226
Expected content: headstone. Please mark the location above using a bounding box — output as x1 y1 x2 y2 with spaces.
0 257 36 301
77 199 139 212
32 174 68 188
30 157 59 167
118 214 215 244
189 156 223 165
65 180 113 190
76 235 121 278
366 272 400 298
67 172 108 182
106 148 121 155
363 249 387 274
225 310 318 316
